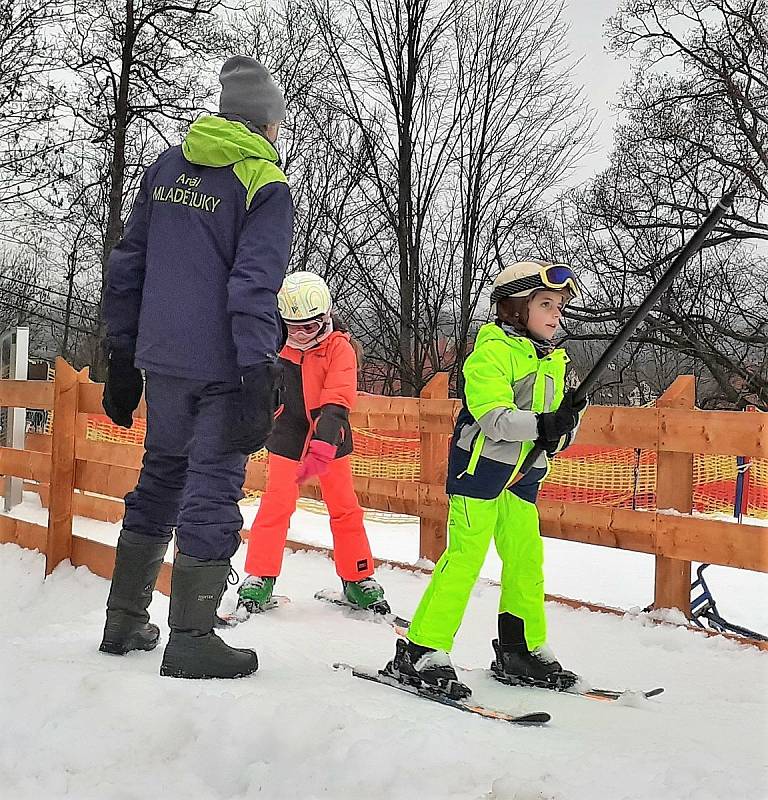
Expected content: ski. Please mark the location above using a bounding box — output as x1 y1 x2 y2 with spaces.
472 667 664 703
318 593 662 703
333 662 551 726
581 686 664 702
215 595 291 627
314 589 411 629
319 591 662 703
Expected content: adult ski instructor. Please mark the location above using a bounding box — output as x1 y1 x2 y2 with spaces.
98 56 293 680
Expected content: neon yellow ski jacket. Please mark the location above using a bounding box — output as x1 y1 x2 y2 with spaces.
446 323 571 500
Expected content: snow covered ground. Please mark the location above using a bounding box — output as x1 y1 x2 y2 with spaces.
2 495 768 799
0 496 768 800
7 491 768 632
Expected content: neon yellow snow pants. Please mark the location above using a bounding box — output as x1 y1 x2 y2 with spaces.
408 490 545 652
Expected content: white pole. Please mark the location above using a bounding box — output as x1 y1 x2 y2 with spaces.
3 327 29 511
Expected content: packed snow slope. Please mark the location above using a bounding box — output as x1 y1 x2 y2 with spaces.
2 539 767 800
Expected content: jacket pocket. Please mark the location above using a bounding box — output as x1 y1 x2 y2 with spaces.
466 431 486 477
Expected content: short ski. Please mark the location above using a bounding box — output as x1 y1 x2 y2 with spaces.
581 686 663 702
215 595 291 627
478 668 664 702
333 662 550 726
315 589 410 629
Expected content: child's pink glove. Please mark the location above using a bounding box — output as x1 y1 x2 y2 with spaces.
296 440 337 484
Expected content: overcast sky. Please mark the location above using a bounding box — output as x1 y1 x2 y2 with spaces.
562 0 633 185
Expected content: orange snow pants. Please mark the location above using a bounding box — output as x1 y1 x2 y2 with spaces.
244 453 374 581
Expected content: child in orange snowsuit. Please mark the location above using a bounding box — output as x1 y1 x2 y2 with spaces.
238 271 388 613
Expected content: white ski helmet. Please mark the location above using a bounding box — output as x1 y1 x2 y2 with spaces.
490 260 579 311
277 271 332 322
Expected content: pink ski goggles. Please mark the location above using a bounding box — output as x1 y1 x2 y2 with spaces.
285 316 329 349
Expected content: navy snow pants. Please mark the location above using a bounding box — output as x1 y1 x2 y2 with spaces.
122 372 248 560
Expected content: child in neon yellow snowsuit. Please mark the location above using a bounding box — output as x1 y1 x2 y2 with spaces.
384 260 586 698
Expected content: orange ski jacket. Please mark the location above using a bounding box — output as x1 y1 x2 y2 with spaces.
267 330 357 462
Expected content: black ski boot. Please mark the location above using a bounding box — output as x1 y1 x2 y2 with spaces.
100 529 171 655
383 638 472 700
490 613 578 691
160 554 259 679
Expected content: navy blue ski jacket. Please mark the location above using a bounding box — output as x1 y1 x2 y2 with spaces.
104 116 294 382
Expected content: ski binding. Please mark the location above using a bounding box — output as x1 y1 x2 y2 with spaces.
315 588 410 628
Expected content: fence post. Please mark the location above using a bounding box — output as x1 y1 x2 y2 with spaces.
653 375 695 614
419 373 450 564
45 358 85 575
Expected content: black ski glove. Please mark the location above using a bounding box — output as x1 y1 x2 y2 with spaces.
102 349 144 429
227 362 283 455
536 389 587 444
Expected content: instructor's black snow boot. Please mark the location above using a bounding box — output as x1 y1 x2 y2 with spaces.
384 638 472 699
490 613 578 690
160 554 259 679
100 529 171 655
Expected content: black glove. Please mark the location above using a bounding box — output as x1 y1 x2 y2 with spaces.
227 362 283 455
536 389 587 444
102 349 143 429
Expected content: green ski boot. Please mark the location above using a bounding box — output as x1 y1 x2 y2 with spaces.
237 576 276 614
343 577 390 613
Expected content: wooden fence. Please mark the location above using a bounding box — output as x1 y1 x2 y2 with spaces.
1 359 766 638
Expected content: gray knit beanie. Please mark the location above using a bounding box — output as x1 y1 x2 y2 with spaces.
218 55 285 128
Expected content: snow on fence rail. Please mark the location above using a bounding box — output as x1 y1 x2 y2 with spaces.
0 359 766 635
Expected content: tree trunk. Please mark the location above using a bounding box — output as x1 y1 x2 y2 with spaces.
95 0 134 379
397 25 417 397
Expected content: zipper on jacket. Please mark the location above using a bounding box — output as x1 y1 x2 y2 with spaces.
299 350 314 460
466 431 485 476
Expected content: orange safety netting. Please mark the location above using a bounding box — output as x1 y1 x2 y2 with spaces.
539 444 768 519
51 411 767 521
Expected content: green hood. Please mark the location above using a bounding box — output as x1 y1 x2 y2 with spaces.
182 116 279 167
474 323 559 356
465 323 533 421
473 322 517 350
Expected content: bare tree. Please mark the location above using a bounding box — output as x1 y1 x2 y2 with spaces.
0 0 68 236
222 0 391 389
0 244 99 359
529 187 768 409
308 0 465 395
571 0 768 408
448 0 593 386
56 0 231 373
604 0 767 246
224 0 373 288
513 0 768 409
301 0 598 394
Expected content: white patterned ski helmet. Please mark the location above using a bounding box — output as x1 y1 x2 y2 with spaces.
277 271 332 322
490 260 579 312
